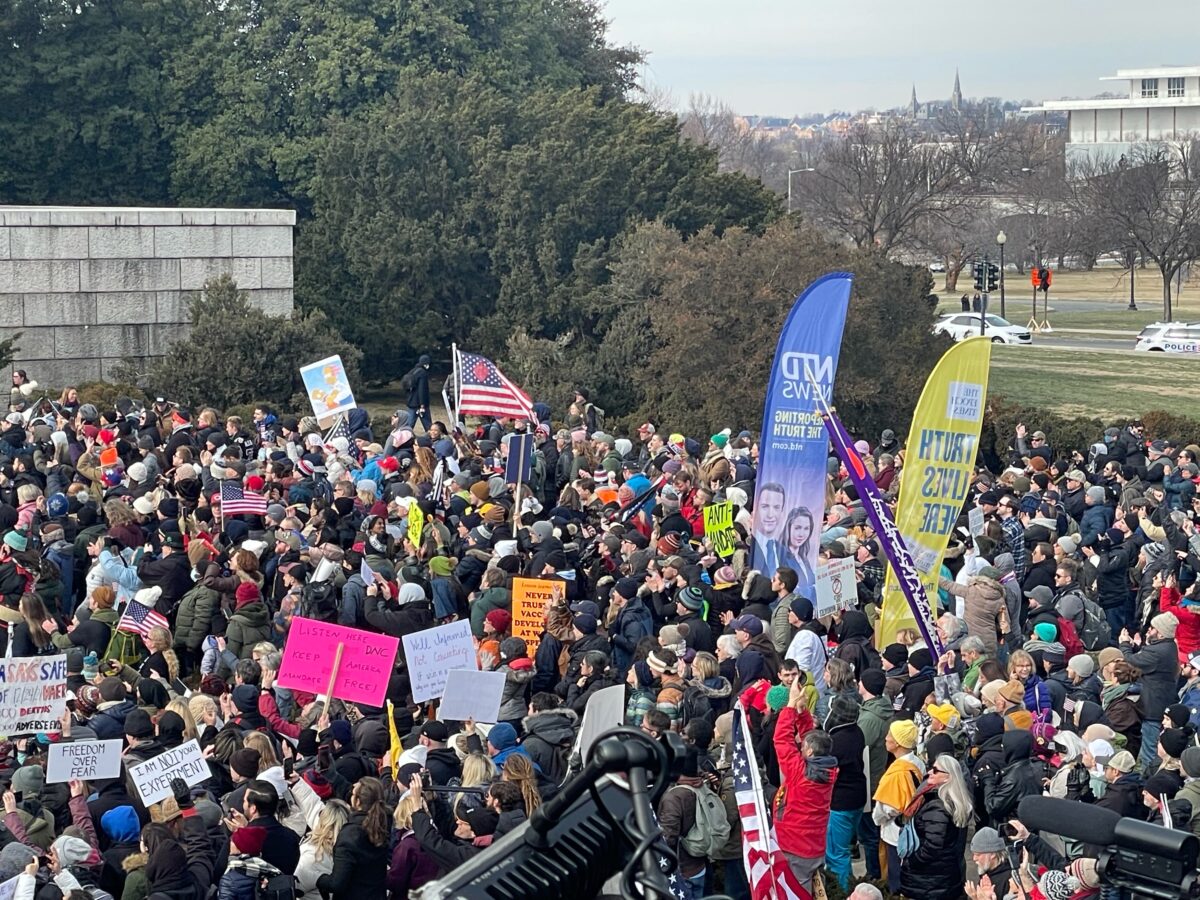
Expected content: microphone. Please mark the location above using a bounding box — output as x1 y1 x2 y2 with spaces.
1017 796 1121 846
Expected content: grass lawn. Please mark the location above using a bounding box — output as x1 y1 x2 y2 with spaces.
938 267 1197 305
989 345 1200 418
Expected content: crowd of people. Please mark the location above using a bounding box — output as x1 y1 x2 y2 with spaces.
0 373 1194 900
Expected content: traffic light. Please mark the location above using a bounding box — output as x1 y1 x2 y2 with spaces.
986 263 999 293
972 261 984 292
1039 267 1051 293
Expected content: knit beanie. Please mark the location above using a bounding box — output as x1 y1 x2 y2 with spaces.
766 685 790 712
1152 612 1179 639
230 748 261 780
888 719 918 750
1068 654 1095 678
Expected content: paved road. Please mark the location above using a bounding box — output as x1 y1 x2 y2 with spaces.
1033 333 1137 352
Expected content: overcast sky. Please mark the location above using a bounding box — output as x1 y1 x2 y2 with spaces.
601 0 1200 115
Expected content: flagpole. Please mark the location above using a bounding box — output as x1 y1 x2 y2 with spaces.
451 343 461 428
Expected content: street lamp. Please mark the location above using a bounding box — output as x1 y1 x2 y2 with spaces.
996 230 1007 319
786 168 815 214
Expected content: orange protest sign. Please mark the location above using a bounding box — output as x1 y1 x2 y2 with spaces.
510 577 567 658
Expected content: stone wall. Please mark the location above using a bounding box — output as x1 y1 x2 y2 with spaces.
0 206 295 385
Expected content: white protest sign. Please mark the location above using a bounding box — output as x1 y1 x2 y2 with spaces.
438 670 507 723
0 656 68 737
815 557 857 618
402 620 477 704
47 740 123 783
0 875 15 900
576 684 626 763
127 739 208 805
968 506 986 537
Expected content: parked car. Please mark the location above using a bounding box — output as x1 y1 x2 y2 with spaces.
1135 322 1200 352
928 261 947 273
933 313 1032 344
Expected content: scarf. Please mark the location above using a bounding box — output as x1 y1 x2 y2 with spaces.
1101 681 1133 709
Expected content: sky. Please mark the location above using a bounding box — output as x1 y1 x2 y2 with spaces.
601 0 1200 116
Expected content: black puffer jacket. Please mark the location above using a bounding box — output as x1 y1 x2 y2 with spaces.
899 794 967 900
521 708 578 784
982 731 1044 827
316 810 389 898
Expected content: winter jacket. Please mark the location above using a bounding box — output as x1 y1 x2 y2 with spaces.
1097 772 1145 820
941 574 1005 655
173 583 219 653
981 731 1043 827
1095 545 1131 610
313 811 389 899
468 587 510 640
225 601 271 660
51 605 117 657
1159 588 1200 662
411 808 481 871
565 671 613 716
828 720 867 811
857 695 893 794
609 597 653 672
899 794 967 900
387 830 437 899
497 664 536 723
774 706 838 858
365 592 434 638
135 553 191 613
521 708 578 785
1080 504 1115 547
657 775 707 878
91 700 136 740
1122 635 1180 720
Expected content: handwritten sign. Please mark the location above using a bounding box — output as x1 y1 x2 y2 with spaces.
438 670 507 723
47 740 123 783
510 577 565 658
402 620 477 703
815 556 857 618
128 739 208 805
0 656 67 737
407 505 425 548
703 501 737 559
277 617 400 707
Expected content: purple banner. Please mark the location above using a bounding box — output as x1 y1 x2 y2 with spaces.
820 404 944 657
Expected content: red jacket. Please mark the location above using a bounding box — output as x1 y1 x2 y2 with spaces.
1159 587 1200 662
773 706 838 858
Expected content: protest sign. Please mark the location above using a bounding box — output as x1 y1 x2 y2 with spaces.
0 656 67 737
703 501 737 559
968 506 986 537
299 355 357 420
438 670 507 723
277 617 400 707
510 577 566 658
407 504 425 548
814 556 857 618
46 740 123 783
576 684 625 763
402 620 477 703
504 433 534 485
128 739 208 805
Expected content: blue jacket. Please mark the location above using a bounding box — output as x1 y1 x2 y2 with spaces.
91 700 136 740
610 596 653 672
340 575 367 627
1079 504 1114 546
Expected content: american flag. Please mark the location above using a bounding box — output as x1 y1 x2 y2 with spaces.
324 415 351 445
220 479 267 516
117 599 168 638
456 350 535 422
732 702 811 900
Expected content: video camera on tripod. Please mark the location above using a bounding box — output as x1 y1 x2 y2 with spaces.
1018 796 1200 900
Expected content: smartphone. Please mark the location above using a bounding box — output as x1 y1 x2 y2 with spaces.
420 771 433 793
283 758 294 778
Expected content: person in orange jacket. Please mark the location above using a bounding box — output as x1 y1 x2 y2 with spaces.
773 677 839 894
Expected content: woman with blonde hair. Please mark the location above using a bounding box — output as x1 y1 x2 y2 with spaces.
294 796 352 896
502 753 542 817
141 626 179 683
188 693 219 746
242 730 280 769
453 752 497 819
388 792 438 897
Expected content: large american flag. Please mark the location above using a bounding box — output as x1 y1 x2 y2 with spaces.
220 479 267 516
732 702 811 900
117 599 169 638
456 350 535 421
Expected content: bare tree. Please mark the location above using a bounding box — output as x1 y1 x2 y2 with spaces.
793 121 971 253
1075 144 1200 319
679 93 788 185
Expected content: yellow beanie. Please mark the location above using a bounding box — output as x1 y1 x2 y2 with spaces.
889 719 918 750
926 703 961 729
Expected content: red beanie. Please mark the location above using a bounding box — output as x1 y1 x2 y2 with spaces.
485 609 512 633
245 475 265 492
378 456 399 473
231 825 267 856
656 533 682 556
235 582 260 608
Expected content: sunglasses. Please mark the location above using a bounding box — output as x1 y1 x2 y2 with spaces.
930 766 945 775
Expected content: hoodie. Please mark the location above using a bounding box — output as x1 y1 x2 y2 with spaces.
520 708 579 784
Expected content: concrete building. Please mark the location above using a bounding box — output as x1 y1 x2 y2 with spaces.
0 206 294 385
1024 66 1200 164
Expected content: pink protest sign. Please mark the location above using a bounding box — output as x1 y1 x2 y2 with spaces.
276 617 399 707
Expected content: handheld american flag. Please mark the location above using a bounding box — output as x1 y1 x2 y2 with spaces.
117 599 169 638
456 350 536 422
732 702 811 900
220 480 267 516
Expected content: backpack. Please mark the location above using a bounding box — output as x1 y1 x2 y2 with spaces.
679 682 714 729
1077 595 1110 651
256 871 296 900
300 580 338 623
1054 615 1085 660
679 783 731 857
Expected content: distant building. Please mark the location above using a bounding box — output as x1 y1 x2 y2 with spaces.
1023 66 1200 164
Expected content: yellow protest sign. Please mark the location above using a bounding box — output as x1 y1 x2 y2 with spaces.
407 505 425 548
510 577 566 658
703 501 737 559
